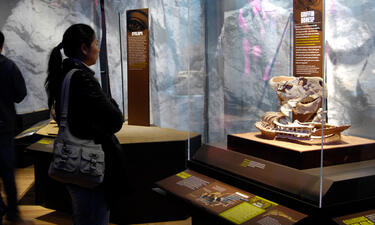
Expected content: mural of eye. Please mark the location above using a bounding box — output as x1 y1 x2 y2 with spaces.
295 0 321 10
127 10 148 32
307 0 321 6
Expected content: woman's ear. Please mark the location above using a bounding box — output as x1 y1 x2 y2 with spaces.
81 43 89 56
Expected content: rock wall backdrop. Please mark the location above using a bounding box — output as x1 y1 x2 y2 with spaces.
1 0 375 142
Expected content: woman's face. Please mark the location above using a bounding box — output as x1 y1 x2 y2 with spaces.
83 37 99 66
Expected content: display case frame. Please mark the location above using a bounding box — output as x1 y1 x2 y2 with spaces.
182 0 375 221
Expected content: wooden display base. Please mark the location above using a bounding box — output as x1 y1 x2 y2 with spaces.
227 132 375 169
28 122 201 224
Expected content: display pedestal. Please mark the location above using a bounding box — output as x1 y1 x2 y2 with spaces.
192 144 375 205
185 144 375 224
28 122 201 224
14 110 50 168
228 132 375 169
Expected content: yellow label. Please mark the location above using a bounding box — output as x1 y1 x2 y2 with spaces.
220 202 265 224
37 138 54 145
343 216 374 225
176 171 192 179
240 159 250 167
249 196 278 210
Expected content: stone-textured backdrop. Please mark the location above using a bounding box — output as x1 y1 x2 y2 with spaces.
1 0 205 136
325 0 375 139
1 0 101 114
208 0 375 142
1 0 375 142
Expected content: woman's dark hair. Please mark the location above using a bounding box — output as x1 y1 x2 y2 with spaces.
45 24 95 109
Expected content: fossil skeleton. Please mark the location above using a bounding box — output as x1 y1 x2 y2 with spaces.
255 76 350 144
269 76 326 122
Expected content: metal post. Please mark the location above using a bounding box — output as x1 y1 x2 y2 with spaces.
118 12 126 118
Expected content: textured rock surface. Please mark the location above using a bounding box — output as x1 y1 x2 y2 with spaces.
209 0 375 142
108 0 205 132
1 0 375 141
1 0 205 135
325 0 375 139
209 1 293 142
1 0 101 114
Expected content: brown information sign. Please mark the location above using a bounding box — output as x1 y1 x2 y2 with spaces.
333 209 375 225
157 170 307 225
126 8 150 126
293 0 324 77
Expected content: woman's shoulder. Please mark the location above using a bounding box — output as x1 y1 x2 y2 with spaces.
62 61 96 83
63 58 95 75
71 68 94 81
69 69 100 95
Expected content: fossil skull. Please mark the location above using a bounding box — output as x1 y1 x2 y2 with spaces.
255 76 349 143
269 76 326 122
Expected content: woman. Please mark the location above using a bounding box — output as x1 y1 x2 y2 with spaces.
45 24 124 225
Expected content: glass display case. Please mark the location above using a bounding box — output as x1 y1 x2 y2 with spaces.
114 0 375 219
183 0 375 217
2 0 375 222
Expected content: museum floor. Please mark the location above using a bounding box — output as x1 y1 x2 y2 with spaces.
0 166 192 225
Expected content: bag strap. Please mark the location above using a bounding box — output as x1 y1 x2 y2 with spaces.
59 69 79 128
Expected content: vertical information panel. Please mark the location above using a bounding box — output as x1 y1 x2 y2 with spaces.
293 0 324 77
126 9 150 126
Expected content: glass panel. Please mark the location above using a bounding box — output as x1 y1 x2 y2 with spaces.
3 0 373 212
321 0 375 208
189 0 327 208
117 0 204 133
326 0 375 139
205 0 294 144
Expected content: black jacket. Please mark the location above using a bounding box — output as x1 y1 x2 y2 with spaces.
0 54 27 135
55 58 126 204
55 58 123 142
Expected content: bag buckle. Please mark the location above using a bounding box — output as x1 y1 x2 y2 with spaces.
89 153 99 170
91 163 97 169
89 153 98 159
61 143 71 155
90 160 97 170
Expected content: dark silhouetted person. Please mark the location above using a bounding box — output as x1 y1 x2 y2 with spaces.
0 31 34 225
